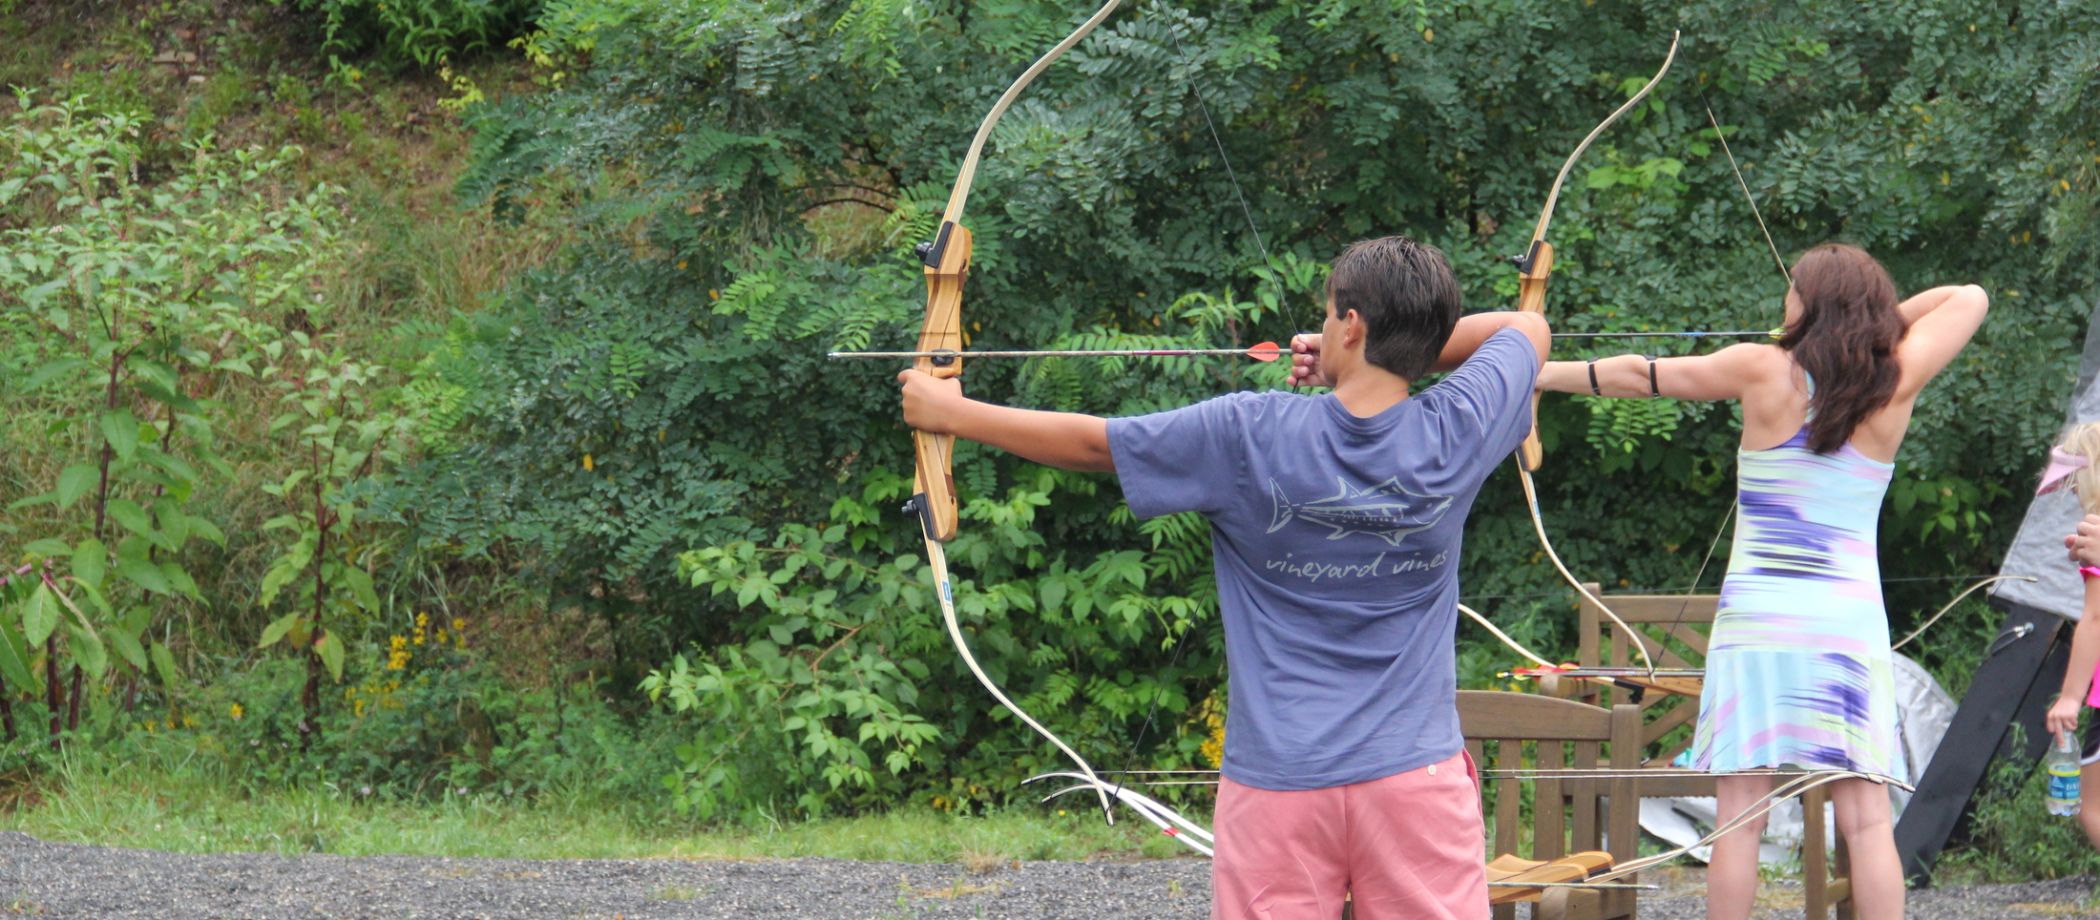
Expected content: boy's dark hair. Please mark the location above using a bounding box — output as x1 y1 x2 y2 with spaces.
1323 235 1463 379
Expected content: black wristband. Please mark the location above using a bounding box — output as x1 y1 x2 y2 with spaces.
1646 355 1661 398
1588 358 1602 396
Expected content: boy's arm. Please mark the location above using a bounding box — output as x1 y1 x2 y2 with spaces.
898 370 1114 472
1289 311 1548 387
1432 312 1550 372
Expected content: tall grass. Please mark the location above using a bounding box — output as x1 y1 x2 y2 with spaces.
3 741 1183 862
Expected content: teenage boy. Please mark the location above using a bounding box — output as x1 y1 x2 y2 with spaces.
898 235 1548 919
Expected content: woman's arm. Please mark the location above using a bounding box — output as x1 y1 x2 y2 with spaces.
1537 343 1769 401
1894 285 1989 399
2046 576 2100 738
1897 285 1974 326
898 370 1114 472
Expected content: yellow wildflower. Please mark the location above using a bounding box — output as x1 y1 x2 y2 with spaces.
230 703 244 721
452 618 466 633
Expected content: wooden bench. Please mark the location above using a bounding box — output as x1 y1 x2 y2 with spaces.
1463 690 1643 920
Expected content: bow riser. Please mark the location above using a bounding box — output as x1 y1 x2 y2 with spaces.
911 220 972 542
1513 238 1556 471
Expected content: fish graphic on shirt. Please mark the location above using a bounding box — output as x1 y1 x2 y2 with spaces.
1266 477 1454 546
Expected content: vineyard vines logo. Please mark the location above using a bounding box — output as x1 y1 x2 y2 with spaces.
1266 476 1453 546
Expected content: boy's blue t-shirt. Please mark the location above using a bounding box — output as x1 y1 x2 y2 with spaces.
1104 328 1538 791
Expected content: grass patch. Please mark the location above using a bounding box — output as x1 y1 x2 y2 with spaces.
0 751 1189 863
1930 737 2100 886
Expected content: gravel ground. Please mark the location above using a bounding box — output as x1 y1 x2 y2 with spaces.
3 831 2095 918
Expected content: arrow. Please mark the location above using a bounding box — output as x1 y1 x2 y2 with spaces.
836 330 1779 363
1552 329 1780 340
832 341 1284 362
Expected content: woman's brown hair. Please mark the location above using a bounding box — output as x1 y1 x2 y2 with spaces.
1778 243 1905 454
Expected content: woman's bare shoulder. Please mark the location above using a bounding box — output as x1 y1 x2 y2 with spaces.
1722 342 1796 381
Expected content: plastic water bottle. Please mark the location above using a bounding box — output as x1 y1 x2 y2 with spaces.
2047 730 2081 817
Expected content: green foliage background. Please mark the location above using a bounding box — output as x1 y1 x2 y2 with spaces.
372 0 2100 818
4 0 2100 870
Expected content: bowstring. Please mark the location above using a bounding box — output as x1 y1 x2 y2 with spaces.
1651 96 1797 672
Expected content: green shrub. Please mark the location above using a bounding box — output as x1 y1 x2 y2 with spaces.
201 614 679 804
0 91 340 749
274 0 542 74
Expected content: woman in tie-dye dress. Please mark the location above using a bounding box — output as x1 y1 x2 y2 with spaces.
1537 244 1987 920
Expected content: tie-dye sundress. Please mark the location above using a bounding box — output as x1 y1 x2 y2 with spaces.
1689 423 1906 782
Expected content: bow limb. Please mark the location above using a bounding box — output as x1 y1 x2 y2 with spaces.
1513 30 1680 468
1459 602 1556 670
1517 467 1655 676
1032 772 1218 856
925 537 1118 824
910 0 1124 540
1890 574 2037 652
907 0 1126 824
1509 32 1679 677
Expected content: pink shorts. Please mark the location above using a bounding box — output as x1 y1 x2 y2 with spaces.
1212 750 1486 920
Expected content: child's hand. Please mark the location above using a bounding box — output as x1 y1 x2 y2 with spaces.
2070 513 2100 566
2048 694 2084 738
1288 333 1331 388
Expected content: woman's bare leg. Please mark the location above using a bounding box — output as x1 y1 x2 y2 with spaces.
1708 773 1776 920
1828 778 1904 920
